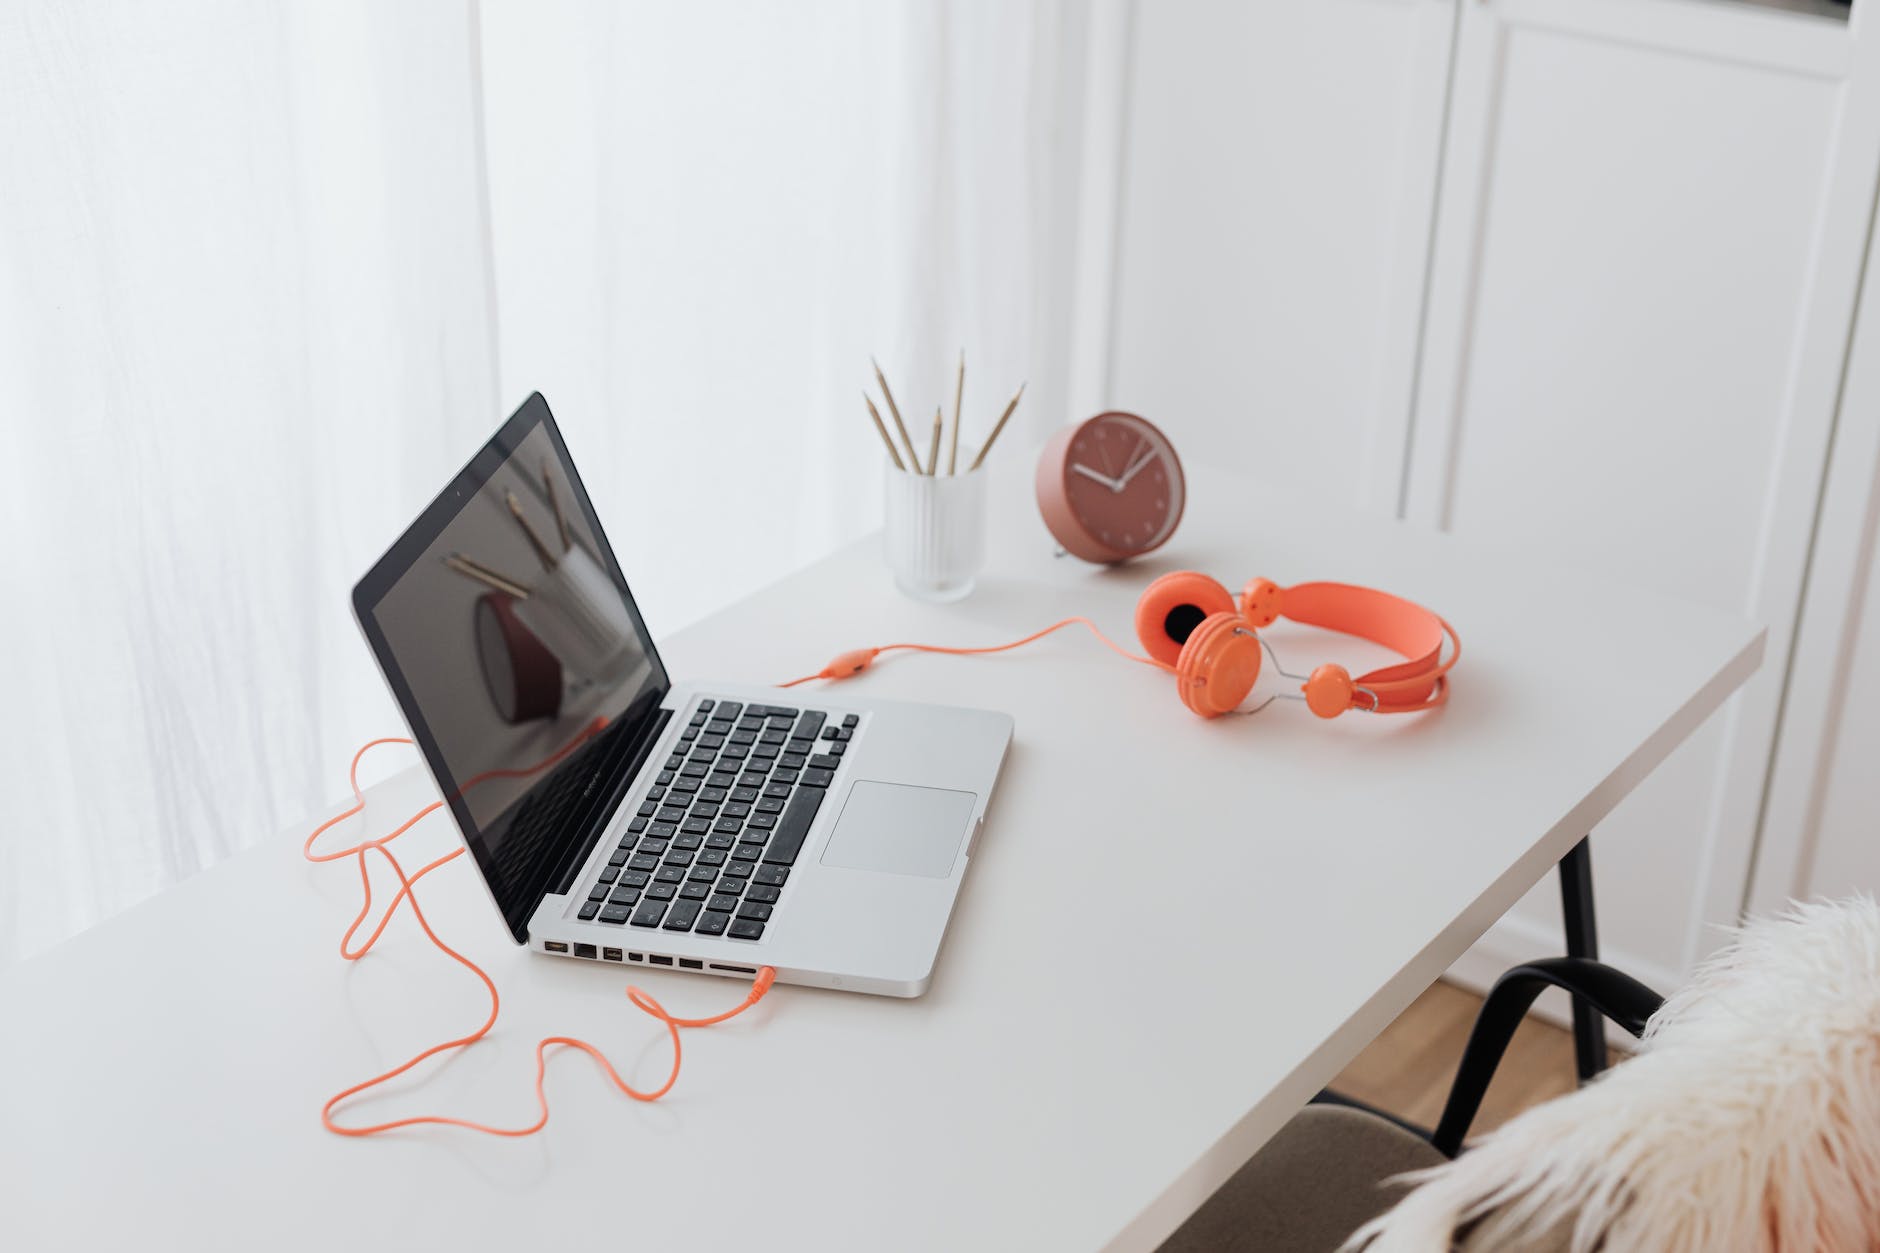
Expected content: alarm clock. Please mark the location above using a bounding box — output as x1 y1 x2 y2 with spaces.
1034 411 1185 563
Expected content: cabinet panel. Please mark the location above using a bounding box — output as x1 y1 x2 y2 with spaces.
1414 0 1868 987
1109 0 1453 511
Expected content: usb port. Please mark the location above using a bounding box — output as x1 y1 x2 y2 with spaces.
602 947 624 962
678 958 703 970
649 954 674 967
543 941 569 954
573 943 597 960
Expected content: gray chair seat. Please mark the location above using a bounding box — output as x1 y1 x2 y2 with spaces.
1159 1105 1444 1253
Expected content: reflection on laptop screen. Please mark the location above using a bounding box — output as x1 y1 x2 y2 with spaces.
354 396 668 940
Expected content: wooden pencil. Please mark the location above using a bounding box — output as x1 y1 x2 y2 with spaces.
871 357 923 473
542 460 572 551
445 554 530 599
506 491 559 570
864 394 906 471
927 407 942 476
968 381 1026 471
947 350 964 475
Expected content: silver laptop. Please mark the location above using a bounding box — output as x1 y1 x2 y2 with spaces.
353 394 1011 997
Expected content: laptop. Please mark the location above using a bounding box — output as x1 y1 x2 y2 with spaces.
352 393 1012 997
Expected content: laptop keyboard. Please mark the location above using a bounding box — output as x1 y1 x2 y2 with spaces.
576 698 856 943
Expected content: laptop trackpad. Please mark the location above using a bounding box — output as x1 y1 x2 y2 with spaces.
820 781 977 879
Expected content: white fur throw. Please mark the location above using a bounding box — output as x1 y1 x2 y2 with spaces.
1349 896 1880 1252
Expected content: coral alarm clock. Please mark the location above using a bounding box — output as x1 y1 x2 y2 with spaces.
1035 411 1185 563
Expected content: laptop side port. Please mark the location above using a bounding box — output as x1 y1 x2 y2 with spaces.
544 941 569 954
649 954 674 966
628 952 645 962
710 963 756 975
602 947 624 962
573 943 597 959
678 958 703 970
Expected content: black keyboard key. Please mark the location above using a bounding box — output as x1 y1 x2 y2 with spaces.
714 876 747 896
638 800 659 818
588 883 610 902
721 861 755 880
729 730 756 746
680 762 708 778
631 901 667 927
842 713 858 728
688 711 707 727
759 729 788 745
680 725 698 741
716 702 744 721
720 742 750 761
698 698 715 712
704 833 735 851
699 733 726 751
664 901 702 932
751 744 779 760
768 705 798 719
772 768 800 785
700 786 728 804
833 727 852 742
729 919 766 941
608 849 630 866
801 768 834 789
579 902 599 920
827 742 845 756
648 786 667 803
699 849 728 867
737 902 773 923
744 884 781 904
619 870 651 889
679 881 710 901
649 822 677 838
787 736 815 754
714 816 743 834
763 781 791 800
600 904 633 924
598 865 620 884
675 833 704 851
655 866 686 884
752 864 790 887
640 838 670 856
663 850 694 867
628 854 661 872
686 864 716 882
793 710 826 738
822 726 840 741
707 893 741 913
765 786 824 866
748 813 778 830
631 813 651 831
731 785 759 802
691 802 720 820
665 754 685 771
808 754 842 771
780 753 807 771
646 882 676 901
658 806 689 824
669 776 700 794
754 797 783 814
610 886 642 907
697 910 730 936
682 818 711 835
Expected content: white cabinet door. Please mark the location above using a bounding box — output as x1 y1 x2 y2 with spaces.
1411 0 1880 994
1104 0 1455 512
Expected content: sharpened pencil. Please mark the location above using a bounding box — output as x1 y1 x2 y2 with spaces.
948 350 964 475
871 357 923 473
969 382 1026 471
445 554 531 599
542 461 572 551
864 393 906 471
506 491 559 571
927 407 942 476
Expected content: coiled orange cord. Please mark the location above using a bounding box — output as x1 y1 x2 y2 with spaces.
777 615 1170 687
305 732 775 1138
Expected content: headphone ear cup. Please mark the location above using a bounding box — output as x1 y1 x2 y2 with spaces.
1136 571 1237 668
1176 612 1263 718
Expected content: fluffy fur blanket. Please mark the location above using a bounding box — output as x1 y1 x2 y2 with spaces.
1349 897 1880 1252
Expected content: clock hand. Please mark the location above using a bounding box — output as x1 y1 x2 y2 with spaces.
1116 444 1158 488
1070 462 1122 491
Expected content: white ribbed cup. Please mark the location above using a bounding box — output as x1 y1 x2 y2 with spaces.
883 456 987 603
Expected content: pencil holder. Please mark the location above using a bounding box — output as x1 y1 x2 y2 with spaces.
884 457 987 603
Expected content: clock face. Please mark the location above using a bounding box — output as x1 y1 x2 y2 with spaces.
1037 412 1185 562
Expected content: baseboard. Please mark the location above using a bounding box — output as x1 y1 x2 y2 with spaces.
1442 912 1682 1049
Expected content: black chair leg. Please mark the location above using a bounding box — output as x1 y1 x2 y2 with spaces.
1557 838 1606 1080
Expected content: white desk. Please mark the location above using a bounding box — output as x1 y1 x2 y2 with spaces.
0 469 1761 1252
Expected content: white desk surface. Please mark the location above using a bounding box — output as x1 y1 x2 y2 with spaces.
0 468 1761 1252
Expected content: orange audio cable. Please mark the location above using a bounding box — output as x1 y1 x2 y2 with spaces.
777 614 1171 687
305 729 775 1138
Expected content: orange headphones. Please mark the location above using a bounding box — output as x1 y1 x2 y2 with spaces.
1133 572 1457 718
788 571 1458 720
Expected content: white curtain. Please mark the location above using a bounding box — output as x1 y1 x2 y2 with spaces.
0 1 1107 968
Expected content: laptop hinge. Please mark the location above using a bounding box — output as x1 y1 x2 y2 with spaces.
543 706 671 903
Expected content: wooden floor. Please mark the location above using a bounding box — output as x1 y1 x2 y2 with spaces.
1330 979 1605 1135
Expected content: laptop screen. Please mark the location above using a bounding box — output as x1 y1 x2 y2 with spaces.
352 394 670 941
